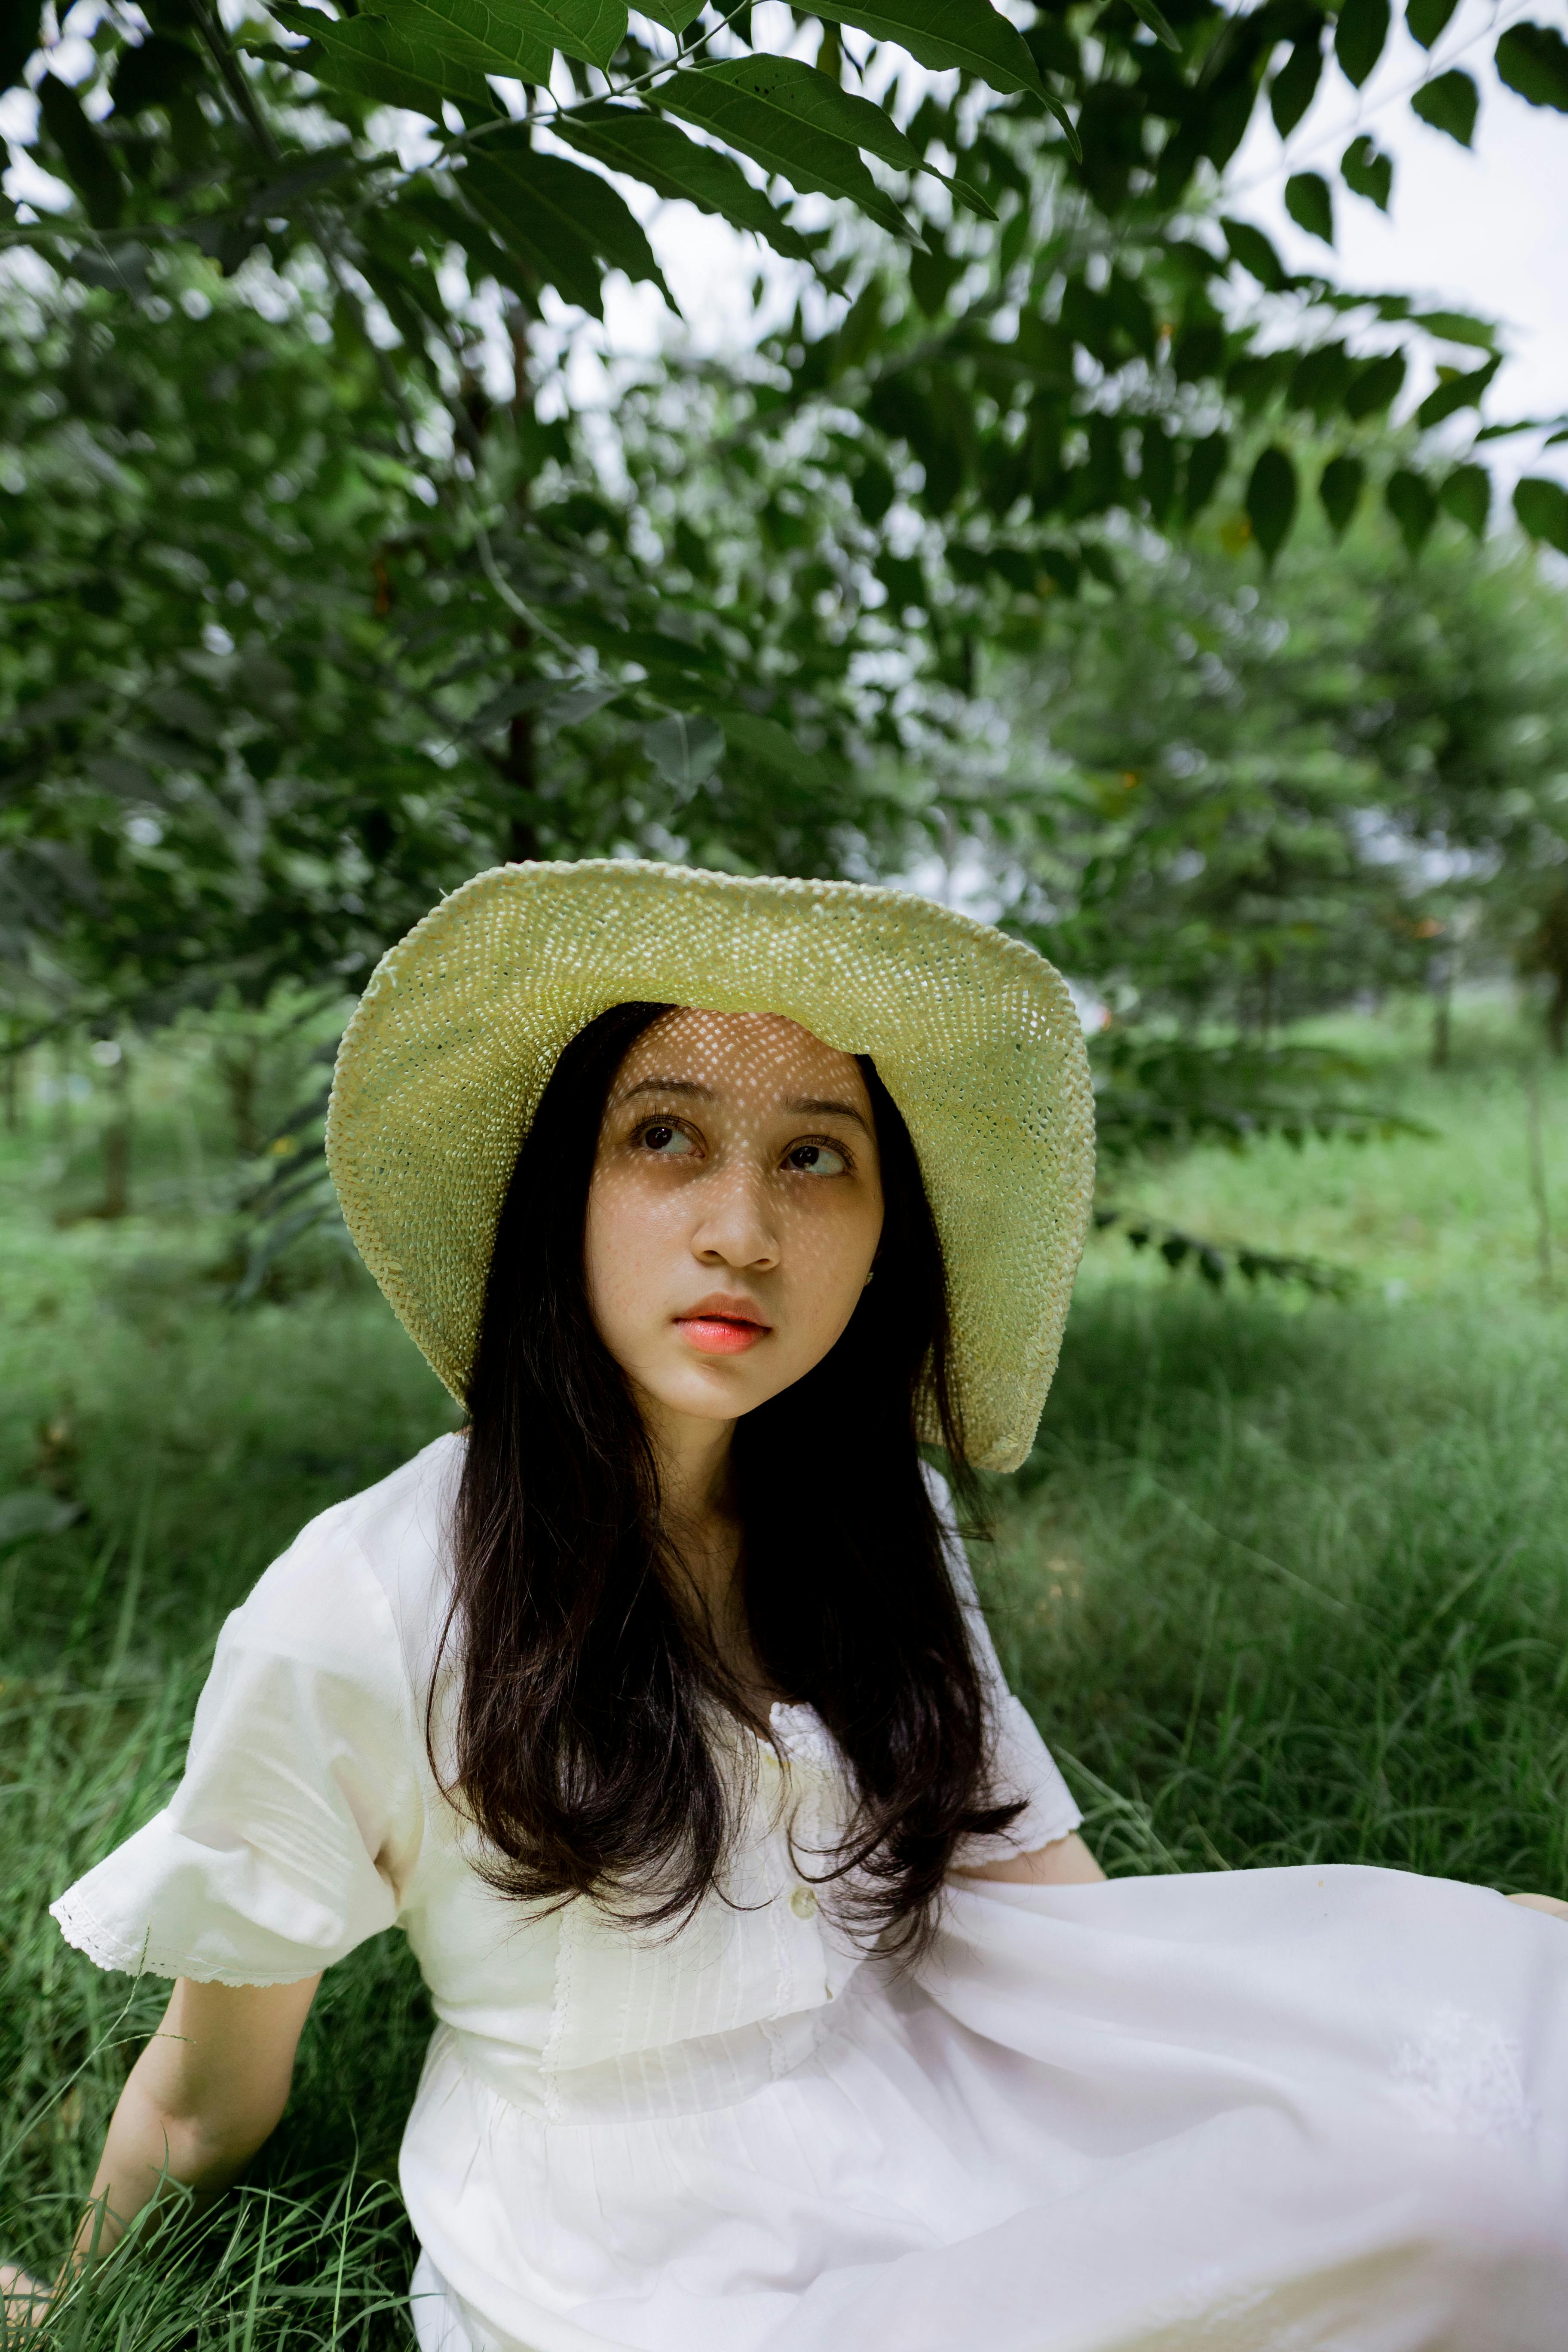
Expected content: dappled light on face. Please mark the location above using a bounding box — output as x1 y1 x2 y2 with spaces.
583 1009 885 1433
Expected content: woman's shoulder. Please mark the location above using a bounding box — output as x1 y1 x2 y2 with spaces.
229 1430 466 1698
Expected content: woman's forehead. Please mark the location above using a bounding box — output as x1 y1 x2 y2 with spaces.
611 1008 870 1106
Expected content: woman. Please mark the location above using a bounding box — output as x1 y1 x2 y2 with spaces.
15 861 1568 2349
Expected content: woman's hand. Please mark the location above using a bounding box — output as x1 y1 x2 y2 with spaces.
1507 1891 1568 1922
0 2260 52 2334
30 1972 322 2321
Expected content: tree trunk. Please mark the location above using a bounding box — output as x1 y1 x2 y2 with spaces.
52 1043 73 1145
217 1038 263 1155
1525 888 1568 1060
98 1046 131 1218
1430 956 1452 1071
506 623 540 864
1524 1066 1554 1294
504 309 541 865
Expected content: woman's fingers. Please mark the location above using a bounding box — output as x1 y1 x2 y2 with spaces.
0 2261 52 2332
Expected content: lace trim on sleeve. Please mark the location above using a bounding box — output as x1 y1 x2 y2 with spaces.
49 1886 327 1989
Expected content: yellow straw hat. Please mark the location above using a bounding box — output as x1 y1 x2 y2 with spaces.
325 859 1095 1474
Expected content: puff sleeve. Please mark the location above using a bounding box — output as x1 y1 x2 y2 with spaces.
920 1464 1083 1866
50 1528 426 1987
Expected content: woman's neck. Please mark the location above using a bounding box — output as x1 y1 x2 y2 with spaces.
634 1392 778 1713
636 1389 738 1596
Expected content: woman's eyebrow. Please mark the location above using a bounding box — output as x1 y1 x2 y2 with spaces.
616 1077 714 1103
784 1095 871 1135
616 1078 870 1135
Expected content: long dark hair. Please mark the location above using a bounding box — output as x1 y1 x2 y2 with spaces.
428 1000 1024 1955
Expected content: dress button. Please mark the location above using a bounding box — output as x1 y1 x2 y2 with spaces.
789 1884 818 1920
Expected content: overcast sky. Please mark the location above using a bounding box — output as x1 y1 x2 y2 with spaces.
1231 0 1568 493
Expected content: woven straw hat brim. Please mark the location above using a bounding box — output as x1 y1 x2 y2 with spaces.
325 859 1096 1474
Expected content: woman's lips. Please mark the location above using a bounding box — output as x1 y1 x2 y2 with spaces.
675 1316 769 1356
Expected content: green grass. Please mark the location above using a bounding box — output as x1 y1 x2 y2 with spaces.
1 1001 1565 2344
1093 984 1568 1305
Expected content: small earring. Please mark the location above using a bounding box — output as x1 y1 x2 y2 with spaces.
863 1268 875 1287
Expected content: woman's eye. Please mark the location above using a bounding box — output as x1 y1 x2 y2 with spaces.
635 1121 697 1158
783 1140 848 1177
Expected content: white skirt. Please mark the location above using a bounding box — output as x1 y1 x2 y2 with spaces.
400 1867 1568 2352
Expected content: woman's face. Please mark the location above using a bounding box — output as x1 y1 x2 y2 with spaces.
584 1009 884 1432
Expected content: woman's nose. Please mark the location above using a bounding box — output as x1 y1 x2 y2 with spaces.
691 1157 780 1270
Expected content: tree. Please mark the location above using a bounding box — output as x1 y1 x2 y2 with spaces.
5 0 1565 854
5 0 1568 1133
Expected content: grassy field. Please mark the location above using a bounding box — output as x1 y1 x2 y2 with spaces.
0 999 1565 2346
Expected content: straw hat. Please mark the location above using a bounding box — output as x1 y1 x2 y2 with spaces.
325 859 1095 1473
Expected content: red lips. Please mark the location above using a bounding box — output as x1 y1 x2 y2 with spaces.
674 1294 772 1356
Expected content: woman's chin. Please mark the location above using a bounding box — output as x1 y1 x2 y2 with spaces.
634 1355 783 1427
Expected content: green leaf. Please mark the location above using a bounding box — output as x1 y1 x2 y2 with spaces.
946 174 999 223
1220 216 1287 291
368 0 626 70
656 62 917 243
555 104 812 260
1335 0 1390 89
376 0 554 84
1477 410 1568 441
469 138 673 304
1514 475 1568 553
1411 68 1478 145
1284 171 1334 245
1385 466 1436 555
274 9 498 118
1246 445 1297 563
808 0 1081 147
721 708 837 793
1411 309 1495 350
1289 339 1355 419
636 0 704 29
1438 461 1490 538
1344 348 1406 419
1319 452 1364 536
909 239 967 316
743 58 927 178
0 1 42 97
1183 430 1229 519
1079 542 1122 590
1340 134 1392 209
1495 22 1568 111
35 73 125 230
1406 0 1458 49
853 455 896 524
1414 351 1500 428
1123 0 1182 52
1270 33 1324 136
462 162 603 312
109 31 205 114
643 712 723 790
1140 422 1176 523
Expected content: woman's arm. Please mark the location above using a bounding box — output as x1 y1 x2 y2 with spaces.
3 1972 320 2328
954 1830 1107 1887
955 1845 1568 1912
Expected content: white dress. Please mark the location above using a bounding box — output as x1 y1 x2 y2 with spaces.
51 1435 1568 2352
